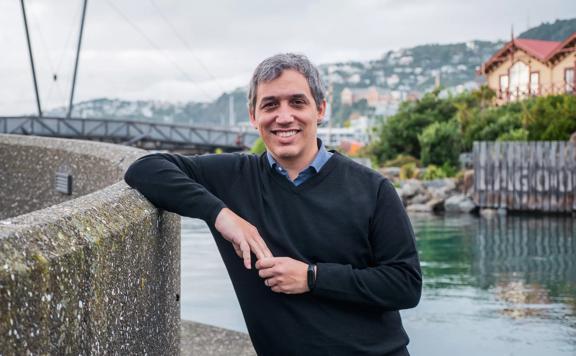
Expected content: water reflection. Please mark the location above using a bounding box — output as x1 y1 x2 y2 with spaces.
411 213 576 348
182 214 576 355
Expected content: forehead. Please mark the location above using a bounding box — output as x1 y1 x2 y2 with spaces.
256 69 313 102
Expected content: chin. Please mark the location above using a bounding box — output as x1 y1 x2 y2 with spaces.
271 147 299 160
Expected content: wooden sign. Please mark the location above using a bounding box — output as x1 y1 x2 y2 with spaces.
473 141 575 212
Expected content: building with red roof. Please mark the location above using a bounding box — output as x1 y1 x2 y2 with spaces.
480 32 576 104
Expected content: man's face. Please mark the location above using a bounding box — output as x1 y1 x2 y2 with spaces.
250 69 326 167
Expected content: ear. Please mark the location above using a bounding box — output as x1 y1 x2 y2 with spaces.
249 110 257 129
317 100 327 124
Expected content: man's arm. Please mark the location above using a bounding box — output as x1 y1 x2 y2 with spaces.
256 179 421 310
124 153 272 268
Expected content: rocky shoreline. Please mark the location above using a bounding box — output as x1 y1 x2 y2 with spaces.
381 168 484 215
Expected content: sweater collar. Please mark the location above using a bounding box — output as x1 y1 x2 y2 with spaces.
266 139 332 173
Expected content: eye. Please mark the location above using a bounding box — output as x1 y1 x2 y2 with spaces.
291 98 306 106
261 102 278 110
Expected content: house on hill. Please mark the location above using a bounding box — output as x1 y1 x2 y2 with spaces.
479 32 576 104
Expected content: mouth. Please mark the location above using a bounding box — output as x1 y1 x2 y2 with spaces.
271 129 301 138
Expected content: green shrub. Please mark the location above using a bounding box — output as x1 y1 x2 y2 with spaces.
440 162 458 177
400 162 419 180
522 95 576 140
422 163 458 180
250 137 266 154
383 154 421 168
498 128 529 141
367 88 576 169
418 120 461 168
422 165 447 180
373 89 457 164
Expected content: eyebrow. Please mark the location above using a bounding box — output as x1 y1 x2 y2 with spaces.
259 94 309 104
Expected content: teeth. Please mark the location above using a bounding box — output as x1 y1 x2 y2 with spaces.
276 130 298 137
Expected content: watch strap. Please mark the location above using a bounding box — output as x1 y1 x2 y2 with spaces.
307 264 316 291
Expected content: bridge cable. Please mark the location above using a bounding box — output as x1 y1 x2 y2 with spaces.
147 0 226 93
27 7 67 109
52 0 84 111
104 0 215 102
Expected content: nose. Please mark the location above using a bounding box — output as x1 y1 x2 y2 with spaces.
276 104 294 124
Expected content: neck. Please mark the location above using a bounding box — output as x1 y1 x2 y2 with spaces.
273 146 319 181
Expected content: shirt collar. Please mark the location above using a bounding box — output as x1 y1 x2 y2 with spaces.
266 139 331 173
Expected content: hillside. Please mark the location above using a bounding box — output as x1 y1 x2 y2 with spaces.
49 40 501 126
46 18 575 127
48 89 250 126
518 18 576 41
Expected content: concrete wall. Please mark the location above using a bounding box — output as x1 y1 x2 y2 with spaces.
0 134 180 355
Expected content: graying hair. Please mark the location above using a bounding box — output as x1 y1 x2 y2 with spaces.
248 53 326 115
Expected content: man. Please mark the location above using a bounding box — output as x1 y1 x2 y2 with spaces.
124 53 421 355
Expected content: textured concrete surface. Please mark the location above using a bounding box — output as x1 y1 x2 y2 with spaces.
0 134 180 355
0 134 136 220
181 320 255 356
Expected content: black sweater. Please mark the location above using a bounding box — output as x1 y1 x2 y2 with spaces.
124 151 421 356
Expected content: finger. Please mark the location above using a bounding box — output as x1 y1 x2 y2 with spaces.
245 227 272 259
233 244 242 258
256 257 276 270
266 277 278 287
240 240 251 269
247 238 265 261
258 268 276 279
253 235 273 258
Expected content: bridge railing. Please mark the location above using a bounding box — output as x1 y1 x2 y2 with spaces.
0 116 259 151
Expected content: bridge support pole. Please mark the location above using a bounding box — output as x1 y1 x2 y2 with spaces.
19 0 42 117
67 0 88 118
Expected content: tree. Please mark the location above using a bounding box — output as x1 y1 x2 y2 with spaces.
418 120 461 168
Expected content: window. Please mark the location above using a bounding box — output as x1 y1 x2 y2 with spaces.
565 68 574 94
499 75 509 98
530 72 539 95
509 61 530 100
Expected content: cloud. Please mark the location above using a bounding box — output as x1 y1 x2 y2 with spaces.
1 0 575 114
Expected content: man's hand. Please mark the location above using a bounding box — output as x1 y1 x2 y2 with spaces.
214 208 273 269
256 257 309 294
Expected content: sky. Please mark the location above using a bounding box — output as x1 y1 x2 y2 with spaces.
1 0 574 115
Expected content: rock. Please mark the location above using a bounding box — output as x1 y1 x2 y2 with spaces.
394 188 407 206
570 131 576 144
380 167 401 179
426 198 445 211
445 194 477 213
423 178 455 190
428 188 447 201
408 192 431 205
459 198 477 213
406 204 433 213
462 170 474 195
400 179 424 199
424 178 457 199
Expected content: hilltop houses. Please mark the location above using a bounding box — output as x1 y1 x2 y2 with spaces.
480 32 576 104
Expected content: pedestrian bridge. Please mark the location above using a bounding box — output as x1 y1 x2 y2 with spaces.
0 116 259 152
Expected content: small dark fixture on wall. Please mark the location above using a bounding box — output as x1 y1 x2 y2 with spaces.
55 172 73 195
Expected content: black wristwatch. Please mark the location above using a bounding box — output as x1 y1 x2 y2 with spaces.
307 264 317 292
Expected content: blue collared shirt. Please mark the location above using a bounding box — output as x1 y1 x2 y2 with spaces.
266 140 333 186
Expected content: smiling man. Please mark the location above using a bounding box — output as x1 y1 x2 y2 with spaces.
124 53 421 356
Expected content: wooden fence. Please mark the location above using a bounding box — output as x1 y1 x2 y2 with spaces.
473 141 576 213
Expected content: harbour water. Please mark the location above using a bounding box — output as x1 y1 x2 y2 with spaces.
181 214 576 355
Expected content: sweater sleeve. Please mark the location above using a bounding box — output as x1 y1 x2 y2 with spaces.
312 179 422 310
123 152 228 227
